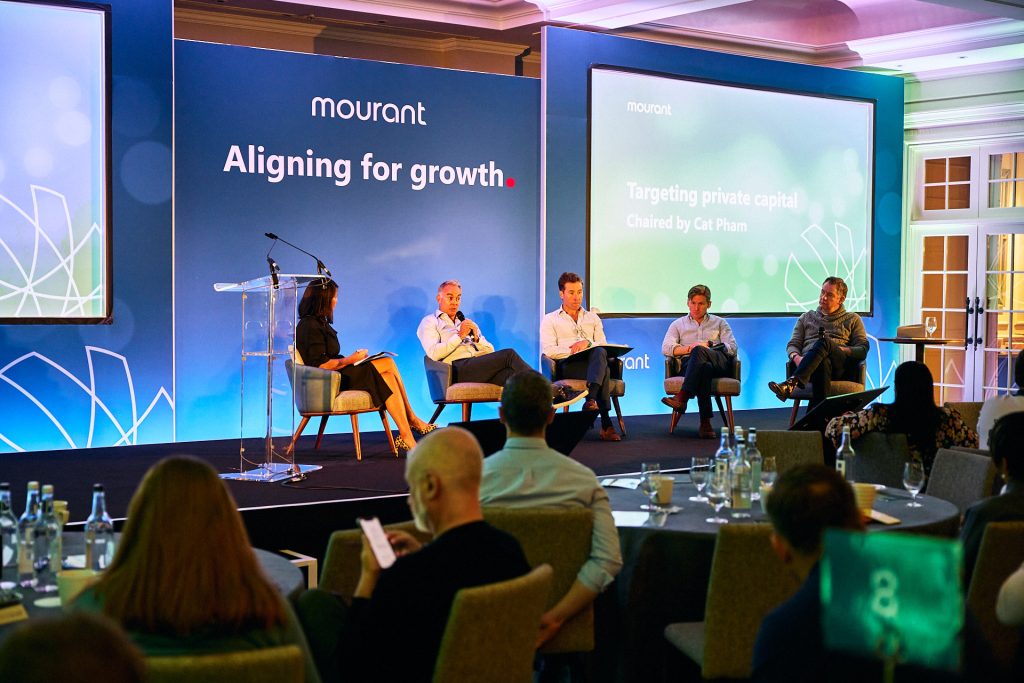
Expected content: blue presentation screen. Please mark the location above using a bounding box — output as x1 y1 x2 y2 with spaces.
0 0 110 322
588 67 874 315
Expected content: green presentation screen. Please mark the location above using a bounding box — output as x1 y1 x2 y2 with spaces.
588 67 873 316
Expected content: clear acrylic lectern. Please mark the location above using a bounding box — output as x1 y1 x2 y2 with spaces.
214 274 323 482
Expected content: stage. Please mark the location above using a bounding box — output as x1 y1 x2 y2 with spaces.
0 408 796 560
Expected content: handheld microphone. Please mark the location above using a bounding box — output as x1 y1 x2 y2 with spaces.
455 311 477 341
818 326 826 340
264 232 332 277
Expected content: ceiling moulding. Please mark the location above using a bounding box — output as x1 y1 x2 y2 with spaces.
303 0 545 30
616 24 862 67
905 102 1024 130
525 0 749 29
848 18 1024 74
175 7 538 58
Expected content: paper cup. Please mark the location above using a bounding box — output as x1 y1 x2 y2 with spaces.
852 482 877 514
655 475 675 506
57 569 99 608
53 500 69 526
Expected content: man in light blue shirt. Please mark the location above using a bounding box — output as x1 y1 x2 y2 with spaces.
480 371 623 648
661 284 738 438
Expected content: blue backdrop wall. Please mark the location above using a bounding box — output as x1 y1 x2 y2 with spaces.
542 27 905 421
0 0 173 453
174 41 541 441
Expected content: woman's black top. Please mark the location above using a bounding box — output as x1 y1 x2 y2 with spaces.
295 315 393 407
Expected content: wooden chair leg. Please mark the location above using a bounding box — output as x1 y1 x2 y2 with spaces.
286 416 312 456
612 396 626 436
315 416 330 449
429 404 445 425
462 402 472 422
562 405 570 413
349 413 361 461
724 396 735 431
715 396 727 426
789 400 802 427
669 409 681 434
379 409 397 456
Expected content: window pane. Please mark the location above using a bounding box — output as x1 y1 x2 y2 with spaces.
924 185 946 210
948 183 970 209
949 156 971 182
942 385 965 403
1017 180 1024 207
988 234 1010 272
945 273 967 307
990 153 1014 180
990 181 1012 208
944 310 966 339
986 271 1010 311
942 348 966 384
924 347 941 380
925 158 946 184
922 274 943 308
946 236 968 270
923 235 945 270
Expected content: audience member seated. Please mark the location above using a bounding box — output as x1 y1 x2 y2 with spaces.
961 412 1024 585
71 456 320 683
977 350 1024 450
480 371 623 649
997 560 1024 627
753 464 993 682
825 361 978 475
660 284 739 439
768 276 868 409
296 427 530 683
0 613 145 683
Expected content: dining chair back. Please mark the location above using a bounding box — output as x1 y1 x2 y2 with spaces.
966 521 1024 675
849 432 909 487
926 448 997 514
432 564 553 683
663 524 801 680
319 521 429 596
146 645 303 683
753 430 824 475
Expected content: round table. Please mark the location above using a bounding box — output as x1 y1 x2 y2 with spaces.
596 478 959 683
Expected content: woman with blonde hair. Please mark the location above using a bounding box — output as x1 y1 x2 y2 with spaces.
74 456 320 683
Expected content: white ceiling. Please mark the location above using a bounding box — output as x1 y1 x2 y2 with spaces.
179 0 1024 76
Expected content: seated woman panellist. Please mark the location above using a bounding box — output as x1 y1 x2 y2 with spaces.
825 361 978 474
72 456 321 683
295 277 434 451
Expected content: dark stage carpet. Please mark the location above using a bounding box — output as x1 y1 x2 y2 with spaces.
0 408 795 558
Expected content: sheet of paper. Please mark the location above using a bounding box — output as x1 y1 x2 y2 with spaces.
612 511 652 527
601 478 641 489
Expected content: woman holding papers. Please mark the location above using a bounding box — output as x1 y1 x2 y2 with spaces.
296 277 434 451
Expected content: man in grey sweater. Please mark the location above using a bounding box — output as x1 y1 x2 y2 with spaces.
768 277 869 408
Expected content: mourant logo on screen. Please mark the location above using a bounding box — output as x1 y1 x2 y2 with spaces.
220 95 517 192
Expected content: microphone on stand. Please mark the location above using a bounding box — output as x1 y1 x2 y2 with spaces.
266 256 280 289
264 232 332 277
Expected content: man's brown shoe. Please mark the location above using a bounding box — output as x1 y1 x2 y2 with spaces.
768 378 799 402
661 396 686 411
698 419 716 439
582 399 599 411
599 426 622 442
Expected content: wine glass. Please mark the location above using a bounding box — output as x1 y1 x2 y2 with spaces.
705 469 729 524
760 456 778 500
903 461 926 507
639 462 660 510
689 457 709 502
924 316 938 337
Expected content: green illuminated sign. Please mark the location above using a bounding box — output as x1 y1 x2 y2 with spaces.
821 530 963 671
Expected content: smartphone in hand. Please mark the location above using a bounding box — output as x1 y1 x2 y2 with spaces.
358 517 397 569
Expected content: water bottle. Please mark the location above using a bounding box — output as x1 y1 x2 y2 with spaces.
85 484 116 571
730 427 752 513
17 481 40 588
714 427 733 506
0 483 18 589
747 428 763 501
836 425 855 481
33 485 61 593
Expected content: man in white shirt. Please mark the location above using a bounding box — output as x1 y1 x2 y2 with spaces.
977 351 1024 449
417 280 532 387
540 271 620 442
660 284 738 438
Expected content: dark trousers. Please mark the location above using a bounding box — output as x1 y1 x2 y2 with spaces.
557 347 611 426
676 345 732 419
792 337 849 406
452 348 531 386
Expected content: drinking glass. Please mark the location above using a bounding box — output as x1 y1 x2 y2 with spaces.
924 316 938 337
689 457 709 502
639 462 660 510
903 461 926 507
761 456 778 491
705 470 729 524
